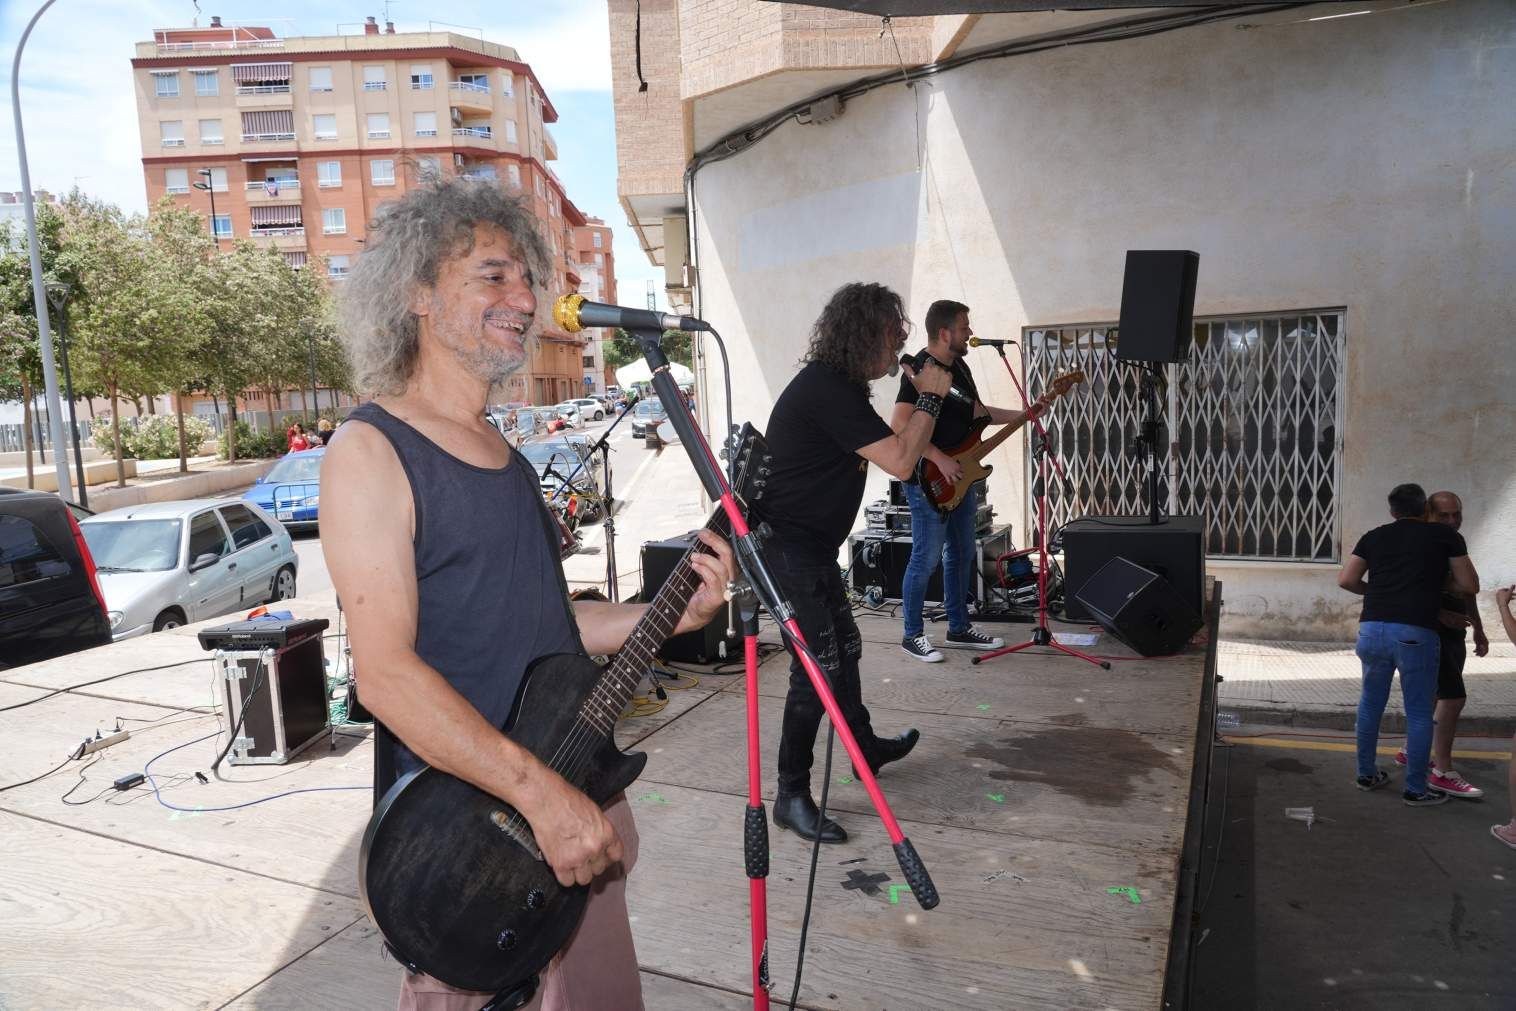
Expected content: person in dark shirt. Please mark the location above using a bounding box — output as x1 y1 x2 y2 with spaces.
1492 585 1516 851
757 281 952 842
1338 482 1479 806
1392 490 1489 798
889 300 1051 661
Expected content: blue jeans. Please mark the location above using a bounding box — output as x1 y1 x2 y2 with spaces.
901 480 980 639
1355 621 1440 794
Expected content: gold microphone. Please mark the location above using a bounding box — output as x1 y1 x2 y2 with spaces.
552 293 707 334
967 336 1015 348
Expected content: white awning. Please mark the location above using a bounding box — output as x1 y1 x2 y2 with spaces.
241 109 294 134
230 62 291 83
251 205 302 226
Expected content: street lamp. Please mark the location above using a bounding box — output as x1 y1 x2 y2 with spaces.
193 169 220 244
43 280 87 508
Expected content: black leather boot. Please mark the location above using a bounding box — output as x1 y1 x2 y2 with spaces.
772 791 847 843
854 728 921 779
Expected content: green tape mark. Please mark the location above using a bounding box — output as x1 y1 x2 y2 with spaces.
637 792 667 805
888 884 912 905
1107 886 1141 905
836 775 854 785
986 793 1004 804
976 704 992 711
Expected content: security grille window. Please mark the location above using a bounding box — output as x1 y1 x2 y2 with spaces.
152 71 179 97
160 120 184 146
199 118 224 145
363 66 387 91
192 70 218 96
410 65 434 90
367 113 391 139
317 161 342 187
241 110 295 142
414 111 437 137
164 168 189 194
371 159 395 186
1024 309 1345 562
309 66 333 92
322 208 346 235
313 114 337 141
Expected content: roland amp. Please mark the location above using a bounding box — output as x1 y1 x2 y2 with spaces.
201 618 330 765
848 525 1013 605
1075 557 1202 657
1061 514 1205 621
640 532 739 664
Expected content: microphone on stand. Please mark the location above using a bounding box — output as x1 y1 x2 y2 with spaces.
967 336 1016 348
553 293 710 334
899 354 974 406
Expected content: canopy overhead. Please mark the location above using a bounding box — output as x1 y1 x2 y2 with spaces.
615 359 693 388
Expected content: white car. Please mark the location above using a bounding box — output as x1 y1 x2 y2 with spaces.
567 397 606 422
552 402 587 429
79 499 298 639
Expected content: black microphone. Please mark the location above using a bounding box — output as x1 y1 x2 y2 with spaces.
967 336 1016 348
553 293 709 334
899 354 974 406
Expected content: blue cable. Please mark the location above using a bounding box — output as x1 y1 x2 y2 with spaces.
143 729 367 812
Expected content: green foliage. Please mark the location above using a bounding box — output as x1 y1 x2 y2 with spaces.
605 328 692 372
89 414 215 459
216 419 282 460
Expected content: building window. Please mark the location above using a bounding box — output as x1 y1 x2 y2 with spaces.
192 70 218 96
153 71 179 98
317 160 342 188
309 66 333 92
283 251 308 270
371 159 396 186
367 113 391 139
414 111 437 137
501 71 514 97
507 163 521 189
593 232 603 249
212 214 232 238
410 64 434 90
1025 309 1346 561
322 208 347 235
504 120 518 144
363 66 387 91
159 121 184 147
241 109 294 142
583 355 595 368
164 168 190 194
417 156 441 180
312 114 338 141
206 167 228 192
198 118 224 145
328 254 350 278
595 253 604 267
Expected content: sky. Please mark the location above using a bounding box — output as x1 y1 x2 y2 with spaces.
0 0 666 310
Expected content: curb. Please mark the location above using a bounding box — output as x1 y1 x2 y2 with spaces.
1217 701 1516 738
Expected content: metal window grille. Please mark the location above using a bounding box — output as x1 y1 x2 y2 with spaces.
1024 309 1346 561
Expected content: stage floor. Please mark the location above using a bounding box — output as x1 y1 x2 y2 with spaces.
0 592 1217 1009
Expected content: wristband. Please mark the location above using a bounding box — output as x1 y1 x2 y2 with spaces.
913 393 943 419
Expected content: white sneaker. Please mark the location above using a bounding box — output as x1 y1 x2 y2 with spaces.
901 635 944 663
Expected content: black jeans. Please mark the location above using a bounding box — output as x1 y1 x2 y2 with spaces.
767 539 878 795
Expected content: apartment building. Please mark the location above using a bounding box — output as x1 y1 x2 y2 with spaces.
132 15 593 407
572 216 617 396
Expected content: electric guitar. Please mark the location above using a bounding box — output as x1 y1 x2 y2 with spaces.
914 369 1085 515
357 426 770 995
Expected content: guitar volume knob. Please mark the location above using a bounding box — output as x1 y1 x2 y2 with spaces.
525 889 545 910
496 928 518 950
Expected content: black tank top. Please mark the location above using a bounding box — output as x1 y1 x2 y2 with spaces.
347 403 582 798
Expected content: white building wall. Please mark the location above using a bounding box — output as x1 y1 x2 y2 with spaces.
689 1 1516 639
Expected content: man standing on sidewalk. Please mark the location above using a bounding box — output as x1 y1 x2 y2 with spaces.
1394 490 1490 798
1338 483 1479 806
1490 585 1516 850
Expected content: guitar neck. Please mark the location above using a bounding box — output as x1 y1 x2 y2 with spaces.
583 508 730 732
965 418 1021 462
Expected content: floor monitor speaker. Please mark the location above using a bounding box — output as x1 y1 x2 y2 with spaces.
1075 556 1202 657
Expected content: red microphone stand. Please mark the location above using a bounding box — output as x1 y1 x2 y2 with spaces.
971 343 1110 671
628 328 940 1010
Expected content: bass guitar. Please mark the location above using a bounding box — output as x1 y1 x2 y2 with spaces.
914 369 1084 515
358 425 770 995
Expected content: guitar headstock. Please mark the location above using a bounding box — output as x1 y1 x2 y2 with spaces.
727 422 773 506
1046 369 1086 399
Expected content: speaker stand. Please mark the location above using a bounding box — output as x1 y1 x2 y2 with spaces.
971 345 1110 671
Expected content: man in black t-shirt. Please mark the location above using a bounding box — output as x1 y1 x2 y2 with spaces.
756 281 952 842
889 300 1051 661
1338 483 1479 806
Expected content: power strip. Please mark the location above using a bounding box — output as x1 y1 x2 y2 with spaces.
81 729 131 756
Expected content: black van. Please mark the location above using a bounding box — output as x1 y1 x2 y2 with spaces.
0 488 112 669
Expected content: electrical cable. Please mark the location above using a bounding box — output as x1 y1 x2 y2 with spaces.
0 742 85 793
132 728 366 812
209 652 268 776
787 723 835 1011
0 657 205 713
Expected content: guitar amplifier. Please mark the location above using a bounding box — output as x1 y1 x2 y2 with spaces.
848 525 1013 605
210 629 329 765
864 499 994 536
639 533 740 664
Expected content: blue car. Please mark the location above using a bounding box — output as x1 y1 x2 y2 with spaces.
242 447 324 531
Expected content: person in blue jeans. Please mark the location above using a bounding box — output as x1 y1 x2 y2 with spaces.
890 300 1050 661
1338 483 1479 806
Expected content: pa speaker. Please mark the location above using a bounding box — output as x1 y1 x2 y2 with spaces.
1076 556 1202 657
1061 515 1205 622
1116 250 1199 363
640 532 737 664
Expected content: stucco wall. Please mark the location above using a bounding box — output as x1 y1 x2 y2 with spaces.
689 1 1516 639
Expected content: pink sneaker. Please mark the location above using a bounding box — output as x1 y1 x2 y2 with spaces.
1493 823 1516 850
1426 768 1483 800
1394 750 1408 767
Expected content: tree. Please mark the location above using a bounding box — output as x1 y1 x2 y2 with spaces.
604 328 692 372
143 198 215 471
0 203 73 489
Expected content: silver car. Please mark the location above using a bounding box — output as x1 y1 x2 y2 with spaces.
80 498 299 640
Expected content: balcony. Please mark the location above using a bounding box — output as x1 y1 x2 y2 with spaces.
543 125 557 161
452 126 494 147
242 132 296 143
235 88 294 110
363 80 388 92
248 226 306 250
235 83 290 95
245 179 300 202
448 81 492 112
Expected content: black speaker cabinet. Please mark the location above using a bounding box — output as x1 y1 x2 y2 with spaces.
640 532 738 664
213 631 329 765
1076 556 1202 657
1061 514 1205 621
1116 250 1199 363
847 526 1013 604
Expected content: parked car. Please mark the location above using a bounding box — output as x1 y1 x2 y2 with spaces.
517 438 604 523
80 499 298 640
552 402 587 429
630 400 668 439
567 397 606 422
0 488 111 668
241 447 324 531
518 407 567 440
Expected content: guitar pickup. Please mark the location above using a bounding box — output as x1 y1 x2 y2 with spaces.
491 809 544 861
